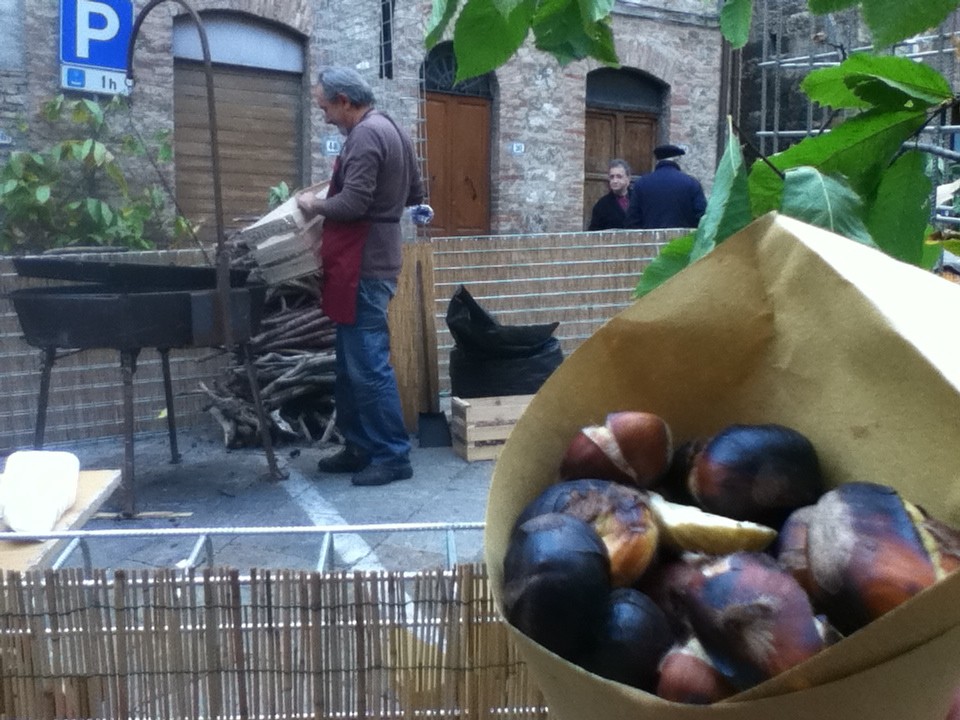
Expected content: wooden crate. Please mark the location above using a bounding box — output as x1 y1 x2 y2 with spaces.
451 394 535 462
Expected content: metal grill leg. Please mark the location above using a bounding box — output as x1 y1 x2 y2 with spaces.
119 349 140 518
159 348 181 464
33 347 56 449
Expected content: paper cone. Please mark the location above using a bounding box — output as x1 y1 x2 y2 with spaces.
485 213 960 719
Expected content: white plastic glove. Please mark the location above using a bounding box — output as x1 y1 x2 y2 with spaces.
408 204 435 226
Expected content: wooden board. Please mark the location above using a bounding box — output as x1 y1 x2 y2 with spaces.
0 469 121 571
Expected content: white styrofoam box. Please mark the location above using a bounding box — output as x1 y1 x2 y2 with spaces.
0 450 80 533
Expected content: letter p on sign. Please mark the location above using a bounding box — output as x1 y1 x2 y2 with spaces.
77 0 119 58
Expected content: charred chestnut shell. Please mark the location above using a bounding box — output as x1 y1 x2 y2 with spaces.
688 423 825 529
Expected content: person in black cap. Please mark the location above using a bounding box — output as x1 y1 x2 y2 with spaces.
587 159 633 231
626 144 707 229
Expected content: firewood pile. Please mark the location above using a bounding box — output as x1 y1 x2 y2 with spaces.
198 271 341 449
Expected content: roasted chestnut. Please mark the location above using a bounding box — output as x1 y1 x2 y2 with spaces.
580 587 676 692
502 512 611 662
656 636 738 704
516 478 660 587
774 504 821 602
805 482 940 634
679 551 828 690
687 423 825 529
559 411 672 489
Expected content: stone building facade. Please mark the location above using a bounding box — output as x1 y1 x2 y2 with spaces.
0 0 724 238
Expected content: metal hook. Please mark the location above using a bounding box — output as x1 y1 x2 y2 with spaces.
125 0 232 347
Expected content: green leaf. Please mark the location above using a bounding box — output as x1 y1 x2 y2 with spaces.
720 0 753 49
634 233 695 298
864 150 930 265
532 0 617 66
802 67 876 110
453 0 532 80
81 99 105 128
83 198 100 222
104 162 129 194
536 18 617 66
691 116 753 261
426 0 459 48
67 141 85 161
780 166 876 246
860 0 957 48
921 238 943 270
749 108 927 215
810 0 957 47
5 153 25 178
100 203 114 226
92 141 109 166
939 239 960 257
80 138 94 161
808 0 858 11
0 179 17 195
41 95 65 122
34 185 51 204
803 54 954 110
578 0 614 24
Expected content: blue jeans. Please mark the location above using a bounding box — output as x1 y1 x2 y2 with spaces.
334 278 411 464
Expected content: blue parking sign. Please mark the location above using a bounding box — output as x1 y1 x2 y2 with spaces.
60 0 133 72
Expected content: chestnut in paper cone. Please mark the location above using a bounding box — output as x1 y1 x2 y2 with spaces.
502 512 611 662
688 423 825 529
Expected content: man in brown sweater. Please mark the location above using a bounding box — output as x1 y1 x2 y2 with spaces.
298 66 425 486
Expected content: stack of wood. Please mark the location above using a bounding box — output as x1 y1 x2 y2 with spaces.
198 275 342 448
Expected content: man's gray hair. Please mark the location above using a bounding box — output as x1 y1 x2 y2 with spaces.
317 67 376 107
609 158 632 176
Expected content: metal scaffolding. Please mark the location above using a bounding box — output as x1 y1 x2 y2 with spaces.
746 1 960 223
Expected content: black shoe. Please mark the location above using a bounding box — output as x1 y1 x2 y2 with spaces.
317 446 369 474
351 460 413 486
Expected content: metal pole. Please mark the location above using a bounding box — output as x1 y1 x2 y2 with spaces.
126 0 232 349
126 0 283 481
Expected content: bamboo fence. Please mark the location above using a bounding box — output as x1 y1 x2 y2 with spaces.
0 563 549 720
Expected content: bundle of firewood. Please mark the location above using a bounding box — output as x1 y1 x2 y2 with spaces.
198 275 342 448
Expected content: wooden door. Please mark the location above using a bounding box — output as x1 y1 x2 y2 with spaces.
425 92 490 236
174 61 302 240
583 109 657 228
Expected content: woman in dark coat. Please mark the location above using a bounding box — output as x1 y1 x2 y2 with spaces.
588 159 632 231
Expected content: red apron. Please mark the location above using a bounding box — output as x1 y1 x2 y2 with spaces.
313 159 370 325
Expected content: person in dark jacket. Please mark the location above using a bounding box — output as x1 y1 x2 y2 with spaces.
588 159 632 230
626 144 707 229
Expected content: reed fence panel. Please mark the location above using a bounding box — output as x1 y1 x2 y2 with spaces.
0 564 550 720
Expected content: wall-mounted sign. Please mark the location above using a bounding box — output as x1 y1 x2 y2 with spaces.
60 0 134 95
508 141 525 155
322 135 342 156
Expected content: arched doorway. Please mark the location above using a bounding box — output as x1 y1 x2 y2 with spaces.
173 12 305 239
583 68 666 229
422 43 493 237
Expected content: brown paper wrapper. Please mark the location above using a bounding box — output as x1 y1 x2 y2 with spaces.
485 213 960 719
